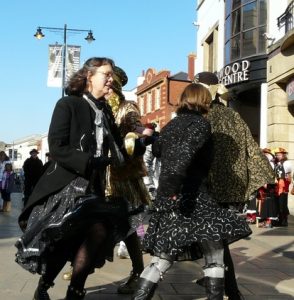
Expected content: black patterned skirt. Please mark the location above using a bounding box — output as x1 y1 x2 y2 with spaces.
143 192 252 259
15 177 129 274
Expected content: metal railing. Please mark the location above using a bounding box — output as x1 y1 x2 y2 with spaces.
277 0 294 33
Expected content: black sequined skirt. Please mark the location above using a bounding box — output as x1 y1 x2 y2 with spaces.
15 177 129 274
143 192 252 259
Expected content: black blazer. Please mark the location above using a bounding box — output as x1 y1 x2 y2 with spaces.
19 95 119 227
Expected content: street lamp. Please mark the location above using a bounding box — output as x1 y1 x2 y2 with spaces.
34 24 95 97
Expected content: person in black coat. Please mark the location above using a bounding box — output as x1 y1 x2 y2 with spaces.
131 83 251 300
22 149 43 206
15 57 129 300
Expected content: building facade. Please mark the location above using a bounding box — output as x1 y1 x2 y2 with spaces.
196 0 294 212
137 54 195 129
267 0 294 159
196 0 293 149
4 134 44 172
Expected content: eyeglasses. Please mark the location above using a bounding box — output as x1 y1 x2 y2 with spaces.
96 71 113 79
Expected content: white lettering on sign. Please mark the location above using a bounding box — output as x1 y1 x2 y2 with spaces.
218 60 250 86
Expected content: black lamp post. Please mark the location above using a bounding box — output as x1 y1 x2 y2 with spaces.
34 24 95 97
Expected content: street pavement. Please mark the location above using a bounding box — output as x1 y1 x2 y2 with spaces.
0 192 293 300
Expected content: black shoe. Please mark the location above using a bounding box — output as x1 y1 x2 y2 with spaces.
225 289 245 300
280 218 288 227
196 276 207 287
65 286 86 300
33 288 50 300
117 272 140 294
131 278 157 300
33 277 53 300
205 277 224 300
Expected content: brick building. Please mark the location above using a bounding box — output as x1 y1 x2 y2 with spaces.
137 53 196 130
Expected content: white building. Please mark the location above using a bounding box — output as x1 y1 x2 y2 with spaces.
196 0 294 213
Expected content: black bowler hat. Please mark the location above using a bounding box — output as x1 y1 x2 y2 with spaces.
30 149 39 155
194 72 219 85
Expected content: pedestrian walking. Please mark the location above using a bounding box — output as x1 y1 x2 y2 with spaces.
0 162 14 212
15 57 130 300
22 149 43 206
0 151 11 210
132 83 251 300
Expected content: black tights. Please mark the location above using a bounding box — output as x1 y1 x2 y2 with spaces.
124 232 144 274
43 222 107 290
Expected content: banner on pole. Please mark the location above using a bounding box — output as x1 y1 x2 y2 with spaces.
65 45 81 84
47 44 63 87
47 44 81 88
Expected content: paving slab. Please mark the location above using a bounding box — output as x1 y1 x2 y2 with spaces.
0 193 293 299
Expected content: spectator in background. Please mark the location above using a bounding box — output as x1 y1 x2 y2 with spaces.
22 149 43 206
0 162 14 212
256 148 278 228
0 151 12 211
274 147 292 226
42 152 53 174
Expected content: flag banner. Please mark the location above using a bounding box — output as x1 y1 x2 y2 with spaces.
47 44 63 87
65 45 81 84
47 45 81 88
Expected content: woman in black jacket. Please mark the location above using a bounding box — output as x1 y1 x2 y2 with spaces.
132 83 251 300
15 57 128 300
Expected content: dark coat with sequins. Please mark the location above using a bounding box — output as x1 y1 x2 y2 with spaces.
207 102 275 203
143 109 252 257
152 109 213 198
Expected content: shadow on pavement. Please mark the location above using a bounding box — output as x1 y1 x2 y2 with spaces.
0 192 23 239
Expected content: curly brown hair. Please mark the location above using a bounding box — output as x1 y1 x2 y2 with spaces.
65 57 115 96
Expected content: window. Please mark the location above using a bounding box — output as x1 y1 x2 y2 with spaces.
242 28 257 57
8 149 17 160
207 34 214 72
204 27 218 72
139 96 144 115
155 87 161 110
225 0 267 64
243 2 257 30
147 92 152 113
232 9 241 35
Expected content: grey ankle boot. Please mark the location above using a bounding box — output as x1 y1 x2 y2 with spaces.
131 278 158 300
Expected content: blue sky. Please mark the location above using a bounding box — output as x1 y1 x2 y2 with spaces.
0 0 197 143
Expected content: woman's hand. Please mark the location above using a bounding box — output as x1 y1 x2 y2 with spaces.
89 157 112 169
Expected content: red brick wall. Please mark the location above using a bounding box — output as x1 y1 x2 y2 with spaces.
138 69 190 130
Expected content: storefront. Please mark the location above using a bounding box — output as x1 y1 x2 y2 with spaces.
218 55 267 143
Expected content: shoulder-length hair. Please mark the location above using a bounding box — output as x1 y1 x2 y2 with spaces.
65 57 115 96
176 83 212 115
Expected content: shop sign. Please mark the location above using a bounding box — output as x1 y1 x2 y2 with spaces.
286 77 294 104
218 60 250 86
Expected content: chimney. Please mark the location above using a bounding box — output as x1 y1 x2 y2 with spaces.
187 53 196 81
